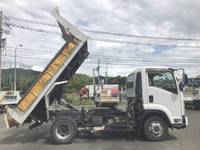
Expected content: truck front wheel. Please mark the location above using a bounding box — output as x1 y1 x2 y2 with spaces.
143 116 168 141
50 117 77 144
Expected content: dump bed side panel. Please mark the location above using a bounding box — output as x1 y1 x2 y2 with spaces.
18 41 77 112
4 8 88 128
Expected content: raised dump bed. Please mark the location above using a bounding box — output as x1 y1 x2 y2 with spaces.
4 7 88 128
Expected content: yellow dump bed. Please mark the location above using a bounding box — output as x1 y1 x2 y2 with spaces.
4 8 88 128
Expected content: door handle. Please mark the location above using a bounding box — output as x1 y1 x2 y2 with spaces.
149 95 154 103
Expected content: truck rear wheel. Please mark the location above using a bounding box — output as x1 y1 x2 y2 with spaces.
50 117 77 144
143 116 168 141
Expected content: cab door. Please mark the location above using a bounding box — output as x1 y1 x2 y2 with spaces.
146 70 182 122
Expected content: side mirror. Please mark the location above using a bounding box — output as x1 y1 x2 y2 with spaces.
179 82 184 92
179 74 188 91
184 74 188 84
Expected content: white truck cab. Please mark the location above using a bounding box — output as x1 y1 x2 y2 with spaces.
126 67 188 140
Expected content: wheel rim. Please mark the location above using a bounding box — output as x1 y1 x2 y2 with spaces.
148 120 164 137
55 123 71 140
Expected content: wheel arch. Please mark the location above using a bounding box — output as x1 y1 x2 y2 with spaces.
53 116 78 128
143 110 172 128
136 110 173 133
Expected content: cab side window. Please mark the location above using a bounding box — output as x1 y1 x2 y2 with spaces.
148 71 177 94
126 74 134 89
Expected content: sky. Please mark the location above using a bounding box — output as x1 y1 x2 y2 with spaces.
1 0 200 77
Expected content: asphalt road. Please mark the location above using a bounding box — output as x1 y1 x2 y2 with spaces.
0 110 199 150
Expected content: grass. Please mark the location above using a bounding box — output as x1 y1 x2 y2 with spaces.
64 92 94 106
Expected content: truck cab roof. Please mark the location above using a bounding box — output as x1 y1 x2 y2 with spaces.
129 66 171 75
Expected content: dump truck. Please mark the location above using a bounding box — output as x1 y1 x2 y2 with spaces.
4 8 188 144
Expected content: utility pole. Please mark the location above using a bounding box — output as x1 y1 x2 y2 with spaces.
105 63 109 84
97 59 100 85
93 59 100 99
14 44 23 91
0 11 3 91
93 68 96 98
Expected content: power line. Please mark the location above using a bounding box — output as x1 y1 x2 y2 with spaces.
84 61 200 68
9 23 60 35
7 21 200 48
8 33 63 45
4 16 200 70
8 21 200 48
3 54 50 60
9 33 63 45
6 16 57 27
89 56 200 63
4 54 200 68
90 37 200 49
4 47 200 64
83 29 200 42
91 52 200 61
6 46 56 53
5 46 200 64
6 15 200 42
5 48 55 55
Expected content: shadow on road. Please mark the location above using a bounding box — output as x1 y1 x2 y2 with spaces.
0 125 177 145
71 130 177 144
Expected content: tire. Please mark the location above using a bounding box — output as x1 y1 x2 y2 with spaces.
143 116 168 141
50 117 77 144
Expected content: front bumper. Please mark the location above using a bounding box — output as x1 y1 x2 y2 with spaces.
172 116 188 129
